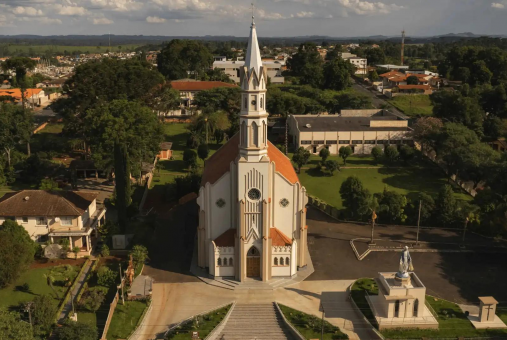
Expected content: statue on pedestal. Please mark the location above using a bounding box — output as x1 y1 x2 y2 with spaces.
397 246 414 279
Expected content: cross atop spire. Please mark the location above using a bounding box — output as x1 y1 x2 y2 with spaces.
251 3 255 26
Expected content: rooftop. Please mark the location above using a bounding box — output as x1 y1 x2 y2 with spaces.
292 115 410 132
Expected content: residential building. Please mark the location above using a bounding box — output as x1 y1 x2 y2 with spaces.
170 80 238 111
288 110 413 155
340 53 368 75
0 88 48 107
213 59 285 84
197 18 308 282
0 190 106 257
158 142 173 160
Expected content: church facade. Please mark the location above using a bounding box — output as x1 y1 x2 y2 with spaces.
196 18 308 282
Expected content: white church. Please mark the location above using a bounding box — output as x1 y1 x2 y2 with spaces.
196 17 309 282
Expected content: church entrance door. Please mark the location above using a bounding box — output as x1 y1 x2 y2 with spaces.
246 247 261 278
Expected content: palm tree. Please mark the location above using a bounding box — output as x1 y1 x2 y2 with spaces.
191 111 230 144
44 274 59 299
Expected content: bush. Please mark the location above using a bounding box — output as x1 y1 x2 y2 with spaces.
97 266 117 287
100 244 110 257
79 289 105 312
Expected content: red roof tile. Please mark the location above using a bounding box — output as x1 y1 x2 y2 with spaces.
270 228 292 246
397 85 432 90
214 229 236 247
201 133 299 186
170 81 237 91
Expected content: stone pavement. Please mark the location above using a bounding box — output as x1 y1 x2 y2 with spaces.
57 259 94 322
131 280 379 340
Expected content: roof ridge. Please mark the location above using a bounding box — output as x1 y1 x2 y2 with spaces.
57 191 85 216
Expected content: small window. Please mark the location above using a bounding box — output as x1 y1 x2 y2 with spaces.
280 257 284 266
248 188 261 201
274 257 278 265
339 140 349 144
229 258 233 266
314 140 325 144
22 217 28 224
260 97 264 109
60 217 72 226
286 257 290 266
223 258 228 266
36 217 46 226
301 140 312 145
280 198 289 208
217 258 222 266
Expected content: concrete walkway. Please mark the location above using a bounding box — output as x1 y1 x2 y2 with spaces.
131 280 379 340
57 259 94 322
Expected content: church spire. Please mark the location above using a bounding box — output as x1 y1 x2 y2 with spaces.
244 3 262 77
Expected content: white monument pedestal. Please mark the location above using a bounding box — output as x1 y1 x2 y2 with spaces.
468 296 507 329
367 272 439 330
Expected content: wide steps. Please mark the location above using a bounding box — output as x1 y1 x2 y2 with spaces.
218 303 294 340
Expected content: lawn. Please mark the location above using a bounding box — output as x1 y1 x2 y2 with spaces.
106 300 149 340
351 278 507 338
298 156 471 210
278 304 348 339
166 304 231 339
37 123 64 134
388 94 433 117
0 264 81 311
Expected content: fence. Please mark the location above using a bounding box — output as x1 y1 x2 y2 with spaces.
100 270 128 340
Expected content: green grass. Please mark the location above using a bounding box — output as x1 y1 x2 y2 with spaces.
166 304 231 339
298 157 471 209
0 44 141 56
0 265 80 311
351 278 507 338
388 94 433 117
38 123 64 134
77 311 97 328
106 300 149 340
278 304 348 339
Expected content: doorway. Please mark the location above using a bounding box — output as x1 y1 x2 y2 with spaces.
246 247 261 278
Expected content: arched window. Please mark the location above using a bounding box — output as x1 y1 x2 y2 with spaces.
394 300 400 318
241 121 247 146
252 121 259 147
223 258 228 266
280 257 284 266
260 96 264 109
413 299 419 317
217 258 222 266
274 257 278 265
229 258 233 266
262 121 267 145
244 96 247 109
286 257 290 266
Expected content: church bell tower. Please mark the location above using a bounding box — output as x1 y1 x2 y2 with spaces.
239 13 269 162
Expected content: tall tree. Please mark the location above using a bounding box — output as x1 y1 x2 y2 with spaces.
322 58 354 91
58 320 97 340
157 40 213 80
144 84 181 119
85 100 163 232
339 176 372 220
375 188 408 223
434 185 457 227
339 146 353 165
287 43 324 88
32 295 57 338
292 147 311 173
0 310 34 340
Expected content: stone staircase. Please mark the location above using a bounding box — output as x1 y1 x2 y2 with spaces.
217 303 295 340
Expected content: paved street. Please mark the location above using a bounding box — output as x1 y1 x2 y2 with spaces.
352 80 407 118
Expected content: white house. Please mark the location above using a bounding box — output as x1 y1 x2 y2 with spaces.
196 17 308 282
0 190 106 257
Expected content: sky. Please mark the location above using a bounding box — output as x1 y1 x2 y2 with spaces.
0 0 506 38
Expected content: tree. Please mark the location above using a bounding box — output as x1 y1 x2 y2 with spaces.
436 123 480 160
339 176 372 219
406 76 419 85
32 295 57 338
130 245 149 268
58 320 97 340
101 244 110 257
407 192 435 225
43 274 59 299
287 43 324 88
458 142 501 189
157 40 213 80
72 246 80 259
0 103 34 167
375 188 408 223
435 185 457 227
322 58 353 91
398 145 415 164
190 111 231 144
384 146 399 164
183 149 198 169
371 146 383 164
292 147 311 173
0 310 34 340
319 148 330 162
410 117 443 154
85 100 163 233
368 70 379 81
97 267 117 286
325 160 340 175
0 220 35 288
197 144 210 163
39 178 60 191
339 146 352 165
144 84 181 119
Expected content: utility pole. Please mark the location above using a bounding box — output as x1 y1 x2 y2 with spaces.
401 30 406 66
119 263 125 305
416 200 422 245
320 303 324 340
370 211 377 245
25 302 33 328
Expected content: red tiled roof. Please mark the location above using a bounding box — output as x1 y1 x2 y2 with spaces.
397 85 432 90
214 229 236 247
270 228 292 246
379 71 404 78
201 133 299 186
170 81 237 91
0 190 98 217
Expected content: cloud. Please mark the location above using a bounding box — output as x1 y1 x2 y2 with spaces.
146 15 166 23
92 17 114 24
12 6 44 17
492 2 505 9
90 0 143 12
59 6 89 16
17 16 62 25
338 0 404 15
295 11 315 18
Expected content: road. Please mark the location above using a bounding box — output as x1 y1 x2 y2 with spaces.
352 79 408 118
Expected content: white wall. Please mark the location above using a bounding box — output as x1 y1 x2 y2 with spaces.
209 172 232 241
273 173 297 239
271 247 291 277
215 246 235 277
